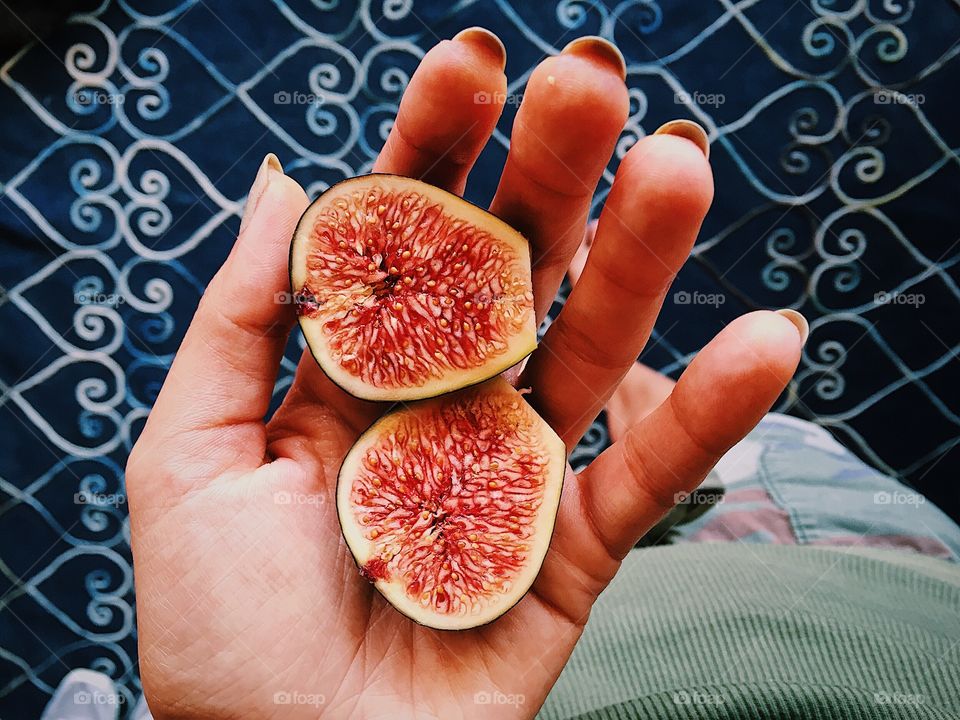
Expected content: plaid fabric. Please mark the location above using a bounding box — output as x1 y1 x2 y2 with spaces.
670 414 960 562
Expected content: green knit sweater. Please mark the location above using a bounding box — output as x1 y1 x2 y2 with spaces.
540 544 960 719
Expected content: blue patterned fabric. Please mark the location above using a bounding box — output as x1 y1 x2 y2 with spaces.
1 1 957 716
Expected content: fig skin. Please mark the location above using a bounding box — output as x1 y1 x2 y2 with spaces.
336 377 566 631
290 174 537 402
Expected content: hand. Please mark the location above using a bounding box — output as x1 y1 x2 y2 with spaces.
127 30 804 719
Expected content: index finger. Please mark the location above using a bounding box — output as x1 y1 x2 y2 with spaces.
373 27 507 193
271 30 511 441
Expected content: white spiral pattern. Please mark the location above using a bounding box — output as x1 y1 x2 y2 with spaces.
0 1 957 716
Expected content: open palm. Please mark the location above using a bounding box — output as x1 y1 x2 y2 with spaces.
127 30 803 720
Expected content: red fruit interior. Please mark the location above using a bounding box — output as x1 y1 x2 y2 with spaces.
296 184 532 391
349 388 552 616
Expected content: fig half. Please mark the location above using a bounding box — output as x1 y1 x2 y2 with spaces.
290 174 537 401
337 377 565 630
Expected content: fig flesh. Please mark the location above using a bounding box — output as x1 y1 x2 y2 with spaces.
337 377 565 630
290 175 537 401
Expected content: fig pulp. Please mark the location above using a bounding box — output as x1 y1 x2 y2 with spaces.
337 377 565 630
290 174 537 401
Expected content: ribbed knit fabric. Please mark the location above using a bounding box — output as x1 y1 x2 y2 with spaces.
540 544 960 719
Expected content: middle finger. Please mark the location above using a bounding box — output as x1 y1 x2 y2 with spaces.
489 37 629 323
524 128 714 450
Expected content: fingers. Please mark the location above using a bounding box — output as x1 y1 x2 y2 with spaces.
523 128 713 449
489 37 629 322
533 310 806 620
133 156 309 476
582 310 807 558
566 219 597 288
373 27 507 194
271 29 509 444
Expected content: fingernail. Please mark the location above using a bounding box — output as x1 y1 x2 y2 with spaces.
453 27 506 72
776 309 809 346
654 119 711 160
240 153 283 235
561 36 626 81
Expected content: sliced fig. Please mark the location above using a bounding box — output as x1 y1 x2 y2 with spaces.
290 174 537 401
337 377 565 630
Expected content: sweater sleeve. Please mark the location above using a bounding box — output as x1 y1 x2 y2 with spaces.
540 543 960 720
